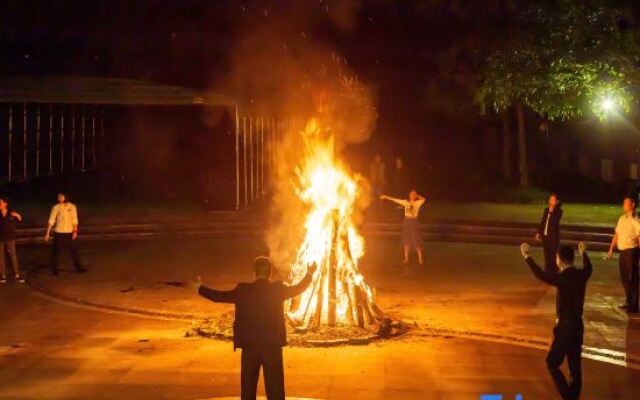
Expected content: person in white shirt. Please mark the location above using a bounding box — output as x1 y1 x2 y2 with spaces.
380 190 426 268
607 195 640 313
45 192 87 276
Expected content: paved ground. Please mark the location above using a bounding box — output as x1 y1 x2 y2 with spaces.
1 236 640 399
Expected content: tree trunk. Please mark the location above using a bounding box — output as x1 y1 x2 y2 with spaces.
516 103 529 187
501 114 512 180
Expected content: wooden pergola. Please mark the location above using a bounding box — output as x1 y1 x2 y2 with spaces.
0 76 291 209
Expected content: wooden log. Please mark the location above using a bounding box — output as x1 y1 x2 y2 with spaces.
345 280 356 325
354 283 365 328
327 214 339 326
312 263 326 329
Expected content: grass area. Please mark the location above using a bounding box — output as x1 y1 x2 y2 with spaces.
426 202 622 227
9 199 623 227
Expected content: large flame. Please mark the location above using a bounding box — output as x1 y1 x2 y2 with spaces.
286 119 378 328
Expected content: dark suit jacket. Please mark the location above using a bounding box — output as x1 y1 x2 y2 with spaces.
198 273 312 349
525 253 592 322
538 206 563 240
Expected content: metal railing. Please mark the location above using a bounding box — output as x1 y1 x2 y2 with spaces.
1 103 104 182
234 111 295 210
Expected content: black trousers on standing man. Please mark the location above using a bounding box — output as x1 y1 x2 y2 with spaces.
51 232 84 274
542 235 560 273
241 346 285 400
546 321 583 400
619 247 640 312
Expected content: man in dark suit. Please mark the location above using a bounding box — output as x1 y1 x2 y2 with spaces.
520 241 592 400
193 257 316 400
536 193 563 272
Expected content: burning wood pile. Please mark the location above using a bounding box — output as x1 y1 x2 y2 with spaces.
285 118 384 331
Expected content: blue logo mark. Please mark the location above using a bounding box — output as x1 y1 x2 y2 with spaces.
481 395 523 400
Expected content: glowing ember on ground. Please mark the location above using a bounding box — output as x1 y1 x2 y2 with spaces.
285 118 383 329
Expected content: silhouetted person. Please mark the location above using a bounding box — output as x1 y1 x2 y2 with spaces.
389 157 409 197
45 192 87 275
194 257 316 400
369 154 386 199
0 196 24 283
520 241 592 400
607 195 640 313
536 193 563 272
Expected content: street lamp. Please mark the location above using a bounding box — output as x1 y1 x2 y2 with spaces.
601 97 615 113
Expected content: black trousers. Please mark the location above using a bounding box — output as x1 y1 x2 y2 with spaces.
546 322 583 400
542 235 560 273
619 248 640 311
241 346 284 400
51 233 83 273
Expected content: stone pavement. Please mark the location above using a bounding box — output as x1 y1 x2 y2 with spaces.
2 235 640 398
1 284 639 400
22 237 640 361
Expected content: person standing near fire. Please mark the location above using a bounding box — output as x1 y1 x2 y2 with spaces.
380 190 426 268
520 241 592 400
536 193 563 272
45 192 87 276
607 195 640 314
192 257 316 400
0 196 25 283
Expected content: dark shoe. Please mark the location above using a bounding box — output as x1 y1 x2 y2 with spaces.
75 267 88 273
0 277 6 284
15 275 25 284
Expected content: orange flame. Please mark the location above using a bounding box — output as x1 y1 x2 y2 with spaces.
286 119 376 327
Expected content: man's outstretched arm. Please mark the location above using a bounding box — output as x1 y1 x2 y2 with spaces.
520 243 560 286
282 264 317 300
195 280 238 304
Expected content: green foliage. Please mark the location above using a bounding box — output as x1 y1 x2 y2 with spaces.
477 0 640 121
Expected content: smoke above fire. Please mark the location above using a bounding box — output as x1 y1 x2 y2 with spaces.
211 3 377 276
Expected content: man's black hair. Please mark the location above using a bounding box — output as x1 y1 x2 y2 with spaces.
254 256 272 278
558 245 575 265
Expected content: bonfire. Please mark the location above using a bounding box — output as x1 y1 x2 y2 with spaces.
286 118 383 329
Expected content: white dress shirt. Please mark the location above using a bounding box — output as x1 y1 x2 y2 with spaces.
615 213 640 251
386 197 425 219
48 203 79 233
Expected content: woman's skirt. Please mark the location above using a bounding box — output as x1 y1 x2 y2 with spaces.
402 218 423 248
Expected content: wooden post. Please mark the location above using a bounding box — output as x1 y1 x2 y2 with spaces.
249 116 254 202
35 106 40 176
60 106 64 173
354 285 365 328
516 103 528 187
235 107 240 210
312 265 326 329
48 105 53 175
71 106 76 169
81 107 86 172
501 114 511 180
8 105 13 181
243 116 248 206
92 107 96 168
